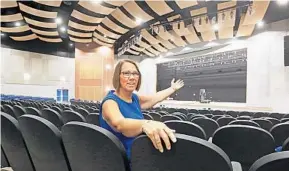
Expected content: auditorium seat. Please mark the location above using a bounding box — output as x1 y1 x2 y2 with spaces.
212 125 275 171
212 115 224 121
281 118 289 123
158 111 168 116
229 120 260 128
188 109 199 114
64 107 72 111
237 116 252 120
1 105 4 112
3 104 16 118
1 113 35 171
12 105 26 119
239 111 254 117
148 112 162 121
282 114 289 119
86 113 100 126
191 118 219 139
172 112 187 120
41 108 63 129
199 109 211 114
217 117 236 127
51 106 62 115
227 111 239 118
190 114 207 121
62 122 129 171
251 119 273 131
177 108 188 114
164 120 206 139
212 110 224 115
1 147 9 168
248 151 289 171
282 137 289 151
253 112 268 118
270 123 289 146
143 113 153 120
62 110 86 124
160 115 182 122
269 113 284 120
18 115 71 171
77 108 90 118
131 134 235 171
204 114 213 118
25 107 41 116
262 117 280 125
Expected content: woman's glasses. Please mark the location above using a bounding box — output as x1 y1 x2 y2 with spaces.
121 71 140 78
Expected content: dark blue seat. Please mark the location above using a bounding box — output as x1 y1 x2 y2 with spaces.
13 105 26 119
160 115 182 122
25 107 41 116
18 115 71 171
41 108 63 129
62 110 86 124
252 119 273 131
270 123 289 146
229 120 260 128
217 117 236 127
131 134 233 171
86 113 100 126
1 113 35 171
62 122 129 171
3 104 16 118
191 118 219 139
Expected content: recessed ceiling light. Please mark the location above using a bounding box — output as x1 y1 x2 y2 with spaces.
277 0 288 5
257 20 264 28
55 17 62 24
104 35 107 38
135 18 143 25
213 24 219 31
60 26 66 32
15 22 21 27
69 43 73 47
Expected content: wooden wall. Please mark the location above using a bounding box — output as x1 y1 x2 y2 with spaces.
75 43 114 101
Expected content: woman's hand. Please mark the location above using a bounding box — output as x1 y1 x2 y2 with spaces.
141 120 177 153
171 78 184 91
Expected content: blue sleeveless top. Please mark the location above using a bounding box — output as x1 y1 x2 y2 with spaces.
99 90 144 159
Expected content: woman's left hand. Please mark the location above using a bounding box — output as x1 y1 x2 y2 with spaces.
171 78 184 91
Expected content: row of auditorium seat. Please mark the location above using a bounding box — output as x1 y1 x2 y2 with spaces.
1 100 289 171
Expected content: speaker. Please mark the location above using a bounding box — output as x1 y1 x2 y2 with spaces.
285 35 289 66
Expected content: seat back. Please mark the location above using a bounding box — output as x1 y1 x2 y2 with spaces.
143 113 153 120
269 113 284 120
251 119 273 131
270 123 289 146
212 115 224 121
263 117 280 125
148 112 162 121
212 110 224 115
1 113 35 171
42 108 63 129
62 122 129 171
217 117 236 127
282 137 289 151
3 104 16 118
248 151 289 171
237 116 252 120
160 115 182 122
253 112 269 118
13 105 26 118
281 118 289 123
212 125 275 171
229 120 260 127
62 110 86 124
18 115 71 171
86 113 100 126
77 108 89 117
164 120 206 139
131 134 233 171
239 111 254 117
25 107 41 116
227 111 239 118
1 147 9 168
51 106 62 115
191 118 219 139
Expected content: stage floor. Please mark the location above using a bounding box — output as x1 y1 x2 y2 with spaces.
156 100 273 112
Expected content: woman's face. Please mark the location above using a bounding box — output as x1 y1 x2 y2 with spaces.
119 62 140 92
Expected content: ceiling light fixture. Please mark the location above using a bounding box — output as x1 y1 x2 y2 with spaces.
257 20 264 28
213 24 219 31
277 0 288 5
135 18 143 25
15 22 21 27
55 17 62 24
60 26 66 32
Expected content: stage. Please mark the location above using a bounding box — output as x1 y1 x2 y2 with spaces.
156 100 273 112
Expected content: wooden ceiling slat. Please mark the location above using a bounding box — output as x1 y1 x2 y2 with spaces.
24 17 57 28
71 10 102 24
97 25 122 39
201 31 217 42
130 45 145 52
70 37 92 43
78 1 115 15
33 0 62 7
1 13 23 22
147 47 160 56
0 1 18 8
111 9 137 28
145 0 173 16
143 49 155 57
242 1 270 26
67 29 92 38
93 32 115 44
102 17 128 34
127 49 140 55
236 14 255 37
217 2 236 40
38 36 62 42
175 0 198 9
68 20 96 31
153 44 167 53
184 33 200 44
218 27 234 39
105 1 128 7
190 7 207 16
10 34 37 41
167 15 192 36
19 3 57 19
93 38 113 47
154 25 175 40
156 36 176 49
218 1 237 10
30 28 59 36
0 25 30 33
141 29 161 44
138 40 151 49
123 1 153 22
168 31 187 46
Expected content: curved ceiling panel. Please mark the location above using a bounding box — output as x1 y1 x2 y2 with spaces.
70 37 92 43
0 13 23 22
111 9 137 28
30 28 59 36
102 17 128 34
175 0 198 9
123 1 153 22
33 0 62 7
78 1 115 15
68 20 96 31
0 1 18 8
127 49 140 55
105 1 128 7
96 25 122 39
145 0 173 16
10 34 37 41
38 36 62 42
93 37 113 47
153 44 168 53
143 49 155 57
93 32 115 44
68 29 92 38
141 29 161 44
71 10 102 24
0 25 30 33
131 45 145 52
19 3 57 19
24 17 57 28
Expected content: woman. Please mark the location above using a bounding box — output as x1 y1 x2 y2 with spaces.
99 59 184 159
